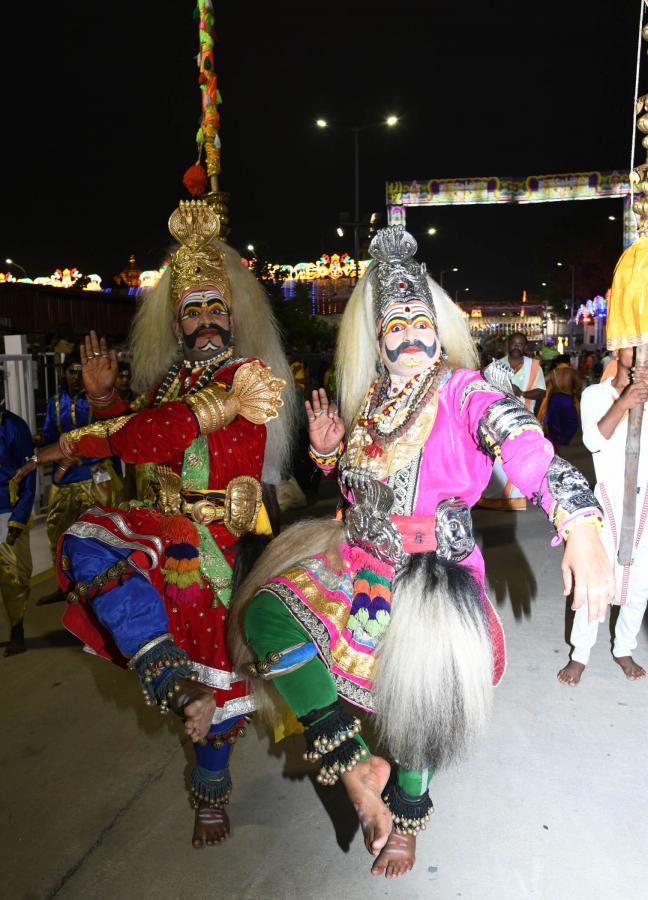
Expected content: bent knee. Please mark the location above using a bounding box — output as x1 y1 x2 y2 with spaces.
244 589 309 656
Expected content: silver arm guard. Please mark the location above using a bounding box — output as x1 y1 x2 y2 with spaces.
545 455 602 518
476 397 543 460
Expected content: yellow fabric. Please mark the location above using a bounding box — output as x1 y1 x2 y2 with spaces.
273 708 304 742
8 478 19 507
0 528 32 626
46 480 97 560
254 502 273 536
607 236 648 350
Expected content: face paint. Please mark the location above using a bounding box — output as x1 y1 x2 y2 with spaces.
177 289 232 356
379 300 440 378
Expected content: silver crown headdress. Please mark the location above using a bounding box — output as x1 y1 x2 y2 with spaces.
368 225 437 325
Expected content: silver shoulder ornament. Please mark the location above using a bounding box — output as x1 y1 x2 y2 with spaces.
460 360 516 413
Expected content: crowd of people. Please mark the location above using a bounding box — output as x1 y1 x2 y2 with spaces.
0 216 644 881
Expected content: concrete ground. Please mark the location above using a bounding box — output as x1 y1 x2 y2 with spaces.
3 439 648 900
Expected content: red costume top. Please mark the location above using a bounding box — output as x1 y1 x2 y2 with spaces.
59 359 267 723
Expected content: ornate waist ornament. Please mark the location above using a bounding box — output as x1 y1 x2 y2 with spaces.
435 498 475 562
184 476 262 536
341 468 406 566
154 465 262 536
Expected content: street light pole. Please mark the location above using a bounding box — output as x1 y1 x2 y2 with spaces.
316 116 398 283
5 258 27 277
439 267 458 290
353 126 360 279
558 261 576 348
570 263 576 346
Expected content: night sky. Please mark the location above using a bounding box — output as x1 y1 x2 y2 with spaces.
2 0 647 302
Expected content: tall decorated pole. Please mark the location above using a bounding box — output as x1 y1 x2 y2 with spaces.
607 0 648 564
182 0 229 237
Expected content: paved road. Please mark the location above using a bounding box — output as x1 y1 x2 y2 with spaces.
3 440 648 899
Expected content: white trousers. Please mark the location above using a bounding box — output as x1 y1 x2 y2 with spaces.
570 534 648 665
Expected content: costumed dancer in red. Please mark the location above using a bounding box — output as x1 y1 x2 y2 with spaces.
21 200 294 847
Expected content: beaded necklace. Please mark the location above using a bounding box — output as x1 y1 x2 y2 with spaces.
152 346 234 407
359 363 444 457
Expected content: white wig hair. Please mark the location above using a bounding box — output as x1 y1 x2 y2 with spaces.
129 240 296 483
335 267 479 428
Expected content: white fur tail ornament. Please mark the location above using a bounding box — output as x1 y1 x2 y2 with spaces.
374 553 494 771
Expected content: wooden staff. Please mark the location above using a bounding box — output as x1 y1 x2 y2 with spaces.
618 344 648 564
613 7 648 563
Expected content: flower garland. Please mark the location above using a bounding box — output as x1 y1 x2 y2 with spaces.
358 363 444 457
182 0 222 196
153 346 233 407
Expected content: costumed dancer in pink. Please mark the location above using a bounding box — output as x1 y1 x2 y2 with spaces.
228 226 614 879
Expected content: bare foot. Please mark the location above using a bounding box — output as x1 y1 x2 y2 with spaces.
371 830 416 879
557 660 585 686
340 754 392 857
614 656 646 681
192 803 230 848
4 622 26 657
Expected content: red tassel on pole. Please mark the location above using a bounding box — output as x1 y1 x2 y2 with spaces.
182 163 208 197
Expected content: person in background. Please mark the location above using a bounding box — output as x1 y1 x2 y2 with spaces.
558 348 648 685
537 354 582 452
114 360 135 405
0 394 35 655
479 332 546 510
41 351 121 566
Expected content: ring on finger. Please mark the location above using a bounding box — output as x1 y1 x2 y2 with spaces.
314 410 324 418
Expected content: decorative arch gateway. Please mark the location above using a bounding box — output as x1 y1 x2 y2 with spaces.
386 170 637 248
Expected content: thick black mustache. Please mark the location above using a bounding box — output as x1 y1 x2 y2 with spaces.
385 337 438 363
183 324 232 350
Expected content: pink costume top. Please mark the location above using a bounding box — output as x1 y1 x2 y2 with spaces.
266 368 598 711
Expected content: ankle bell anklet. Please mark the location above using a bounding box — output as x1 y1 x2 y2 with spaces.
190 765 232 809
300 702 367 786
382 782 434 835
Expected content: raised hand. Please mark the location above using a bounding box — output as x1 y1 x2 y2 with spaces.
80 330 118 399
305 388 345 454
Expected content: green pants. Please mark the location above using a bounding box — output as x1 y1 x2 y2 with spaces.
245 590 432 798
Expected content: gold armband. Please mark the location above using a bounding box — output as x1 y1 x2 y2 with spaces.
184 385 239 435
59 415 132 456
185 362 286 433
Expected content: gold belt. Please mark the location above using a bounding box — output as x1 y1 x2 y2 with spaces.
180 475 262 537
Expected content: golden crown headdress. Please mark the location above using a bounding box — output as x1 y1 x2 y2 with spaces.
168 199 232 311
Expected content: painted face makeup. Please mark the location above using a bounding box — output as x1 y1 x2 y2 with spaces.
178 289 232 353
379 300 440 378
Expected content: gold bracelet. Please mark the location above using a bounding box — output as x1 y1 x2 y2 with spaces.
309 442 343 467
184 385 233 434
